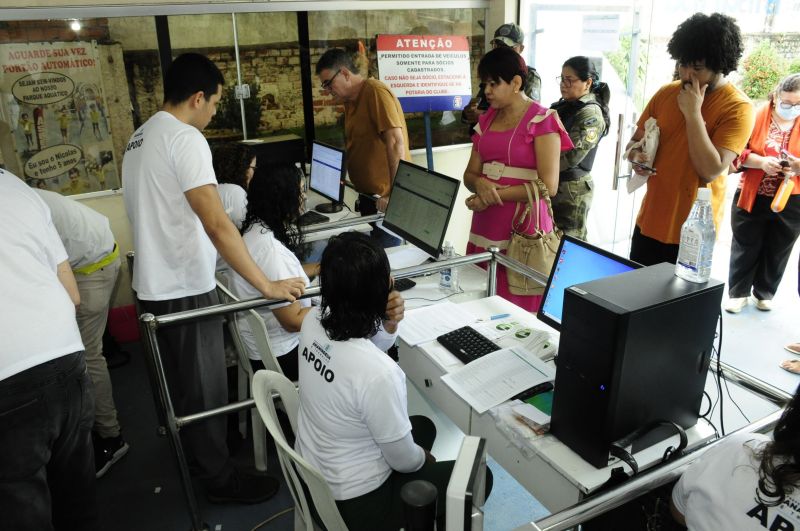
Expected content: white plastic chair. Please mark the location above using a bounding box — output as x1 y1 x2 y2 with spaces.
252 370 348 531
215 274 268 472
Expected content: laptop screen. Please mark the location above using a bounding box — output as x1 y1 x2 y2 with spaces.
537 236 640 331
382 160 460 258
309 142 344 203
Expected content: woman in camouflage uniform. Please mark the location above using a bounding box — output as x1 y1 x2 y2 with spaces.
550 56 611 240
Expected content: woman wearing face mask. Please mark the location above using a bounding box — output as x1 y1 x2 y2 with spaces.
550 56 611 240
725 73 800 322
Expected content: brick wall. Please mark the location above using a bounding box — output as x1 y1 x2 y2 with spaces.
0 19 111 43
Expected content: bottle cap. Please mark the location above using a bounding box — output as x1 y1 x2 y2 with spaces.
696 188 711 202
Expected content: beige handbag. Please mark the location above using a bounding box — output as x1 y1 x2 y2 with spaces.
506 180 562 296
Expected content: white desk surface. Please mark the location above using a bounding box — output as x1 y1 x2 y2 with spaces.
399 295 717 511
303 190 371 242
396 257 489 311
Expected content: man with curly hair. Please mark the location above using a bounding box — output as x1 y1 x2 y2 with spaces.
626 13 755 266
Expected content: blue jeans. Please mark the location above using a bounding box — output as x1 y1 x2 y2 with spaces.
0 352 97 531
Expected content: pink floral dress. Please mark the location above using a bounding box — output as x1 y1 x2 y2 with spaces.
466 102 573 311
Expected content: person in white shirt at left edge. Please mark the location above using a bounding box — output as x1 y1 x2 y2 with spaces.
672 383 800 530
34 189 129 479
296 232 493 531
0 169 96 531
122 52 304 504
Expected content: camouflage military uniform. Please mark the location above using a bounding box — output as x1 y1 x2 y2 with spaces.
550 92 606 240
524 66 541 102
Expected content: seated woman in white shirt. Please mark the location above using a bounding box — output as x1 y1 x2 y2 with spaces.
211 142 255 229
296 232 491 531
229 163 318 381
672 383 800 530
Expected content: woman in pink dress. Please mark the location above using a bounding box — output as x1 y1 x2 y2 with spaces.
464 46 573 311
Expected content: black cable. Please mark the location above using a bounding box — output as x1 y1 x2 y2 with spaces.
721 364 751 423
717 310 725 436
405 286 465 302
699 390 713 418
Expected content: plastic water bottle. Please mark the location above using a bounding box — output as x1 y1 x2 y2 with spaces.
675 188 715 283
439 241 459 292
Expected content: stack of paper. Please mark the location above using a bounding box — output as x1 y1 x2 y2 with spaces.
398 301 476 347
441 347 555 414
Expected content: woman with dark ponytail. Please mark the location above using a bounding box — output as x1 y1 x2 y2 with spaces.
671 383 800 529
550 56 611 240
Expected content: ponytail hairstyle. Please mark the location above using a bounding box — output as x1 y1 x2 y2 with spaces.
755 383 800 506
563 56 611 137
240 162 304 253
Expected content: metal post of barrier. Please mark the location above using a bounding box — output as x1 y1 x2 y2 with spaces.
494 252 550 289
140 313 209 531
487 247 499 296
301 213 383 235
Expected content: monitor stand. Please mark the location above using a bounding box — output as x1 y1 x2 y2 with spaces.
315 201 343 214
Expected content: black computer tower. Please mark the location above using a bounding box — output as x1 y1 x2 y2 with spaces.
550 263 724 468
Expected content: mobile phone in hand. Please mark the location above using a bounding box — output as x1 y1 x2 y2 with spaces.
632 161 656 173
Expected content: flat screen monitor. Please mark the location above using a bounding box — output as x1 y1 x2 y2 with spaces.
309 141 345 213
382 160 460 259
537 236 640 331
446 436 487 531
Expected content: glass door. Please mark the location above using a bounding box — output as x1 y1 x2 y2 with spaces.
519 0 648 256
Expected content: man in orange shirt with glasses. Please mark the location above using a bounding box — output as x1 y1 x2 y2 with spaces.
316 48 410 217
626 12 755 266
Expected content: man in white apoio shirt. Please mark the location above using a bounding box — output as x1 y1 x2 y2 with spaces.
122 53 304 504
0 169 96 530
35 189 128 479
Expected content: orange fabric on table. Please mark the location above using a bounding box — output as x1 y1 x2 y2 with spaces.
344 78 411 197
635 81 754 244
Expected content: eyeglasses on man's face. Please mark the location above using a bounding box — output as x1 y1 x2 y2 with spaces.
321 69 342 90
557 75 579 87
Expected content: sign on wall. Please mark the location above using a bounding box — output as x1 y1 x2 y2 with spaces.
0 42 119 195
376 34 472 113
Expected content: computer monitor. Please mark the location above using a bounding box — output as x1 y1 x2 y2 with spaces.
446 436 487 531
537 236 640 331
382 160 460 258
309 141 345 214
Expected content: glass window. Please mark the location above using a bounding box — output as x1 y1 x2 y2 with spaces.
0 17 159 195
230 12 303 140
308 8 486 149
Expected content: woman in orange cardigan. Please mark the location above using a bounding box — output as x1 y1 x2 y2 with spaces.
725 73 800 315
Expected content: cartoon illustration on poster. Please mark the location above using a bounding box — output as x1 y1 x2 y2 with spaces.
0 42 119 195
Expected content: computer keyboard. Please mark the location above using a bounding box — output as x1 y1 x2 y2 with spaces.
298 210 330 226
393 278 416 292
437 325 501 365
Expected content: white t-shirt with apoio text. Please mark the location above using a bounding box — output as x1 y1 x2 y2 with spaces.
122 111 217 300
296 307 408 500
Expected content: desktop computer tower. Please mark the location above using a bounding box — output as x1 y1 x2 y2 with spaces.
550 263 724 468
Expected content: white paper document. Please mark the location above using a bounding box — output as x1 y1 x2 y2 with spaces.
441 347 555 414
386 245 431 270
398 301 476 347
